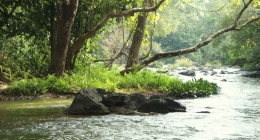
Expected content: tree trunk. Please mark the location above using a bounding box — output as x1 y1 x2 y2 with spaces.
125 12 148 70
124 0 153 74
49 0 78 77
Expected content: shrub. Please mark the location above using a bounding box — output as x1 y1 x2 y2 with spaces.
166 78 219 98
173 57 193 68
3 63 220 98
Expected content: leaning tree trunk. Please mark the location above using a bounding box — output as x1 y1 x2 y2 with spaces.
125 12 148 70
123 0 153 74
49 0 78 77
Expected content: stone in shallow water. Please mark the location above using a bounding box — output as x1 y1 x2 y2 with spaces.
66 88 110 115
138 99 169 113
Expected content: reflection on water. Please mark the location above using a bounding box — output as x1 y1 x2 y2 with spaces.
0 69 260 139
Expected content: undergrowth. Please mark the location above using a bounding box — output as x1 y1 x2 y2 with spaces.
2 63 220 98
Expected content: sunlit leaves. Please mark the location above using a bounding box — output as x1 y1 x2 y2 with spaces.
253 0 260 7
232 0 241 7
181 0 191 3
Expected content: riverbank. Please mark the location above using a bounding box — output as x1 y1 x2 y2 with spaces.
0 81 74 101
1 71 259 139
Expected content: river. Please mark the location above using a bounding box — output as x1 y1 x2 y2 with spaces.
0 68 259 140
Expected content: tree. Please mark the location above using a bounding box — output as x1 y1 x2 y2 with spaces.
49 0 79 77
120 0 260 74
49 0 166 77
125 0 153 69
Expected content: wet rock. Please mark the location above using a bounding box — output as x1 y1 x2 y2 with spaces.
220 70 226 74
226 71 234 74
242 72 260 78
66 88 110 115
128 93 148 109
179 70 195 76
149 95 186 112
196 111 210 113
221 79 227 82
66 88 186 116
102 93 128 107
138 99 169 113
210 71 217 76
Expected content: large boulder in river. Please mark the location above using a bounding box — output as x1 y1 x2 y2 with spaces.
66 88 110 115
66 88 186 115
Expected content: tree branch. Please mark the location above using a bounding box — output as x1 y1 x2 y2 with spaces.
70 0 165 55
120 0 259 74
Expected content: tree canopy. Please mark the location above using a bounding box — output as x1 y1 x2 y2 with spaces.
0 0 259 78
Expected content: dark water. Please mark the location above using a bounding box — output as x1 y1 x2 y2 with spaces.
0 69 259 140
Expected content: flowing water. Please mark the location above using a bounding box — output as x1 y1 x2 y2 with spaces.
0 68 259 140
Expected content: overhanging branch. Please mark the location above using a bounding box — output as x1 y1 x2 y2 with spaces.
71 0 165 55
120 0 259 74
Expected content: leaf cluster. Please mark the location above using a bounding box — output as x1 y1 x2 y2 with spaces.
166 78 220 98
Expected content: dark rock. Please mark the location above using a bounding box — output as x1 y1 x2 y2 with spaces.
66 88 110 115
149 95 186 112
179 70 195 76
210 71 217 76
138 99 169 113
220 70 225 74
221 79 227 82
66 88 186 116
226 71 234 74
128 93 149 110
196 111 210 113
242 72 260 78
102 93 128 107
105 93 149 115
164 98 186 112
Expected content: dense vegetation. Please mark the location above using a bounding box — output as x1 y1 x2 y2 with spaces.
2 63 219 98
0 0 259 97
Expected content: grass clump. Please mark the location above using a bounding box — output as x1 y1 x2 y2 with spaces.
3 75 73 96
166 78 220 98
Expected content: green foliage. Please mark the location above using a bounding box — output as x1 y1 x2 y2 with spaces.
3 75 73 96
46 75 73 94
220 24 260 69
0 36 50 76
3 63 220 98
3 78 48 96
166 78 220 98
173 57 193 67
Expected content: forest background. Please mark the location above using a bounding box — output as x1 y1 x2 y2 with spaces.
0 0 259 97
